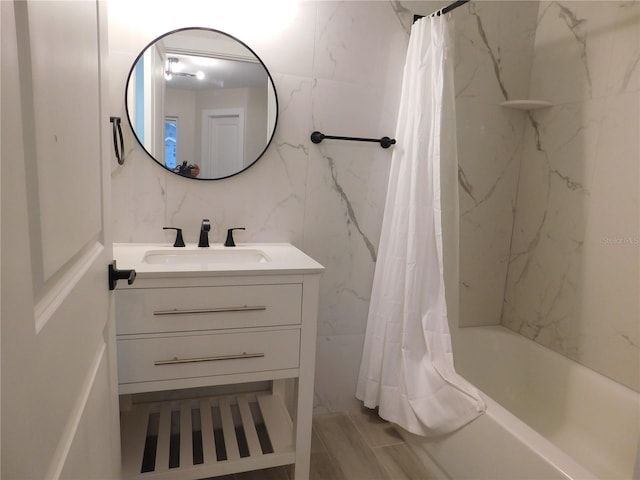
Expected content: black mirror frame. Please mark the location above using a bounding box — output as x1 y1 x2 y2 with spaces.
124 26 279 181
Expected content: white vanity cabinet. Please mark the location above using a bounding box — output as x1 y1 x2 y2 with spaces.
113 244 323 480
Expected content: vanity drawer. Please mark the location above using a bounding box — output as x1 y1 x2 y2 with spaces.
117 328 300 386
116 284 302 335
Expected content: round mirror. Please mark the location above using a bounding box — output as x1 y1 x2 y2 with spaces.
125 28 278 180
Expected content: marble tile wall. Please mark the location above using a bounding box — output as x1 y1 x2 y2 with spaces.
502 1 640 391
446 1 540 327
109 0 637 412
108 0 410 412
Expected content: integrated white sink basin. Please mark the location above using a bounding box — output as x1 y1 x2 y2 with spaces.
112 243 324 279
143 248 270 265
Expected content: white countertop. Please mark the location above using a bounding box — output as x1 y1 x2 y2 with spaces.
113 243 325 278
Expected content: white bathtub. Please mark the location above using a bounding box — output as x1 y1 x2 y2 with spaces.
400 326 639 480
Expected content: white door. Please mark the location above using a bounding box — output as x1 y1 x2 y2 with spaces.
1 1 120 479
201 109 244 178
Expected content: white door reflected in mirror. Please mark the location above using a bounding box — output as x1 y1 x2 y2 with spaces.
202 108 244 178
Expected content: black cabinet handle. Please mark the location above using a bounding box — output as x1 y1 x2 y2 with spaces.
108 261 136 290
110 116 125 165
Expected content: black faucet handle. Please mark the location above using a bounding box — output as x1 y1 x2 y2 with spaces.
201 219 211 232
163 227 185 247
224 227 246 247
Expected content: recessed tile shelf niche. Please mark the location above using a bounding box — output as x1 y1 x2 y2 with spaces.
500 100 553 110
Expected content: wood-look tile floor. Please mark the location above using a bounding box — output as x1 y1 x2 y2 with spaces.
209 407 438 480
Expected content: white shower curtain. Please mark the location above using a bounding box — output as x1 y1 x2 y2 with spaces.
356 15 485 436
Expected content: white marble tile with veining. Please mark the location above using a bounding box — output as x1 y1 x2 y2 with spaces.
303 142 388 337
502 84 639 391
453 1 538 103
314 334 366 413
313 1 409 87
577 90 639 391
505 99 607 259
530 1 623 104
502 100 602 345
456 101 526 326
311 78 401 142
110 130 168 243
605 1 640 95
305 78 396 337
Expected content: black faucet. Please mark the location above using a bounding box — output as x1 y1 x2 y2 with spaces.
198 219 211 247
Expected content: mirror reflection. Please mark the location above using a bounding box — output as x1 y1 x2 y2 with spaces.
125 28 278 180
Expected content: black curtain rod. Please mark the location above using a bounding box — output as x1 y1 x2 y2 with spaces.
413 0 470 23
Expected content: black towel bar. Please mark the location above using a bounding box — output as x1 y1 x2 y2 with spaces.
310 131 396 149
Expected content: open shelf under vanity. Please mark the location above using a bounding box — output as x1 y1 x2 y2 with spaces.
121 391 295 480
